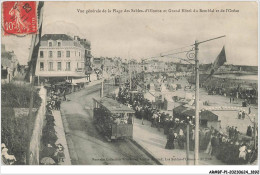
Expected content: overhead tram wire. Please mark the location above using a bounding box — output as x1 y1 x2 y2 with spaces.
143 44 196 63
160 44 194 56
144 35 225 62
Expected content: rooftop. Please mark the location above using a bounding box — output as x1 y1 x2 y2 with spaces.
93 97 135 114
41 34 73 41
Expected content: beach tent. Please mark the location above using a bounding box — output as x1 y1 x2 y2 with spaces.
172 105 189 118
170 83 177 91
161 83 168 92
144 91 156 102
164 95 175 111
149 83 155 92
172 105 219 128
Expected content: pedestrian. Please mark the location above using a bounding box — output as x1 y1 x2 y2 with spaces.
157 113 161 131
238 111 242 119
249 106 251 114
242 111 245 120
205 135 213 156
178 128 185 149
151 112 157 127
246 125 252 137
63 89 66 101
239 143 247 163
211 134 218 156
55 143 65 163
230 97 232 103
57 99 61 110
234 127 239 141
165 128 176 149
230 126 234 139
141 108 145 125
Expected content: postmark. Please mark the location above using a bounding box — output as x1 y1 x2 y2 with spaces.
2 1 37 36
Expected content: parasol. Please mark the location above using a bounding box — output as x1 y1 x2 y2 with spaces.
40 157 56 165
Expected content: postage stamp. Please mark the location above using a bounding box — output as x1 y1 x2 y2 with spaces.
2 1 37 36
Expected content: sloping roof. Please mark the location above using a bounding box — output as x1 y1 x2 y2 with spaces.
173 105 188 114
183 109 218 121
41 34 73 41
93 97 135 114
173 105 218 121
200 110 218 121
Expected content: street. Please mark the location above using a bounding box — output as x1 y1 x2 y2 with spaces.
60 83 157 165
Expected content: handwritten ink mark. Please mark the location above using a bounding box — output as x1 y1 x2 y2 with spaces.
23 3 32 13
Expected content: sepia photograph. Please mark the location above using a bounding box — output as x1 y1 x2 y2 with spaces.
1 0 259 173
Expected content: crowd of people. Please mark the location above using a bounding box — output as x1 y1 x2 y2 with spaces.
116 83 189 149
40 86 66 165
115 74 257 165
200 76 257 105
226 126 240 141
46 84 68 111
205 127 257 165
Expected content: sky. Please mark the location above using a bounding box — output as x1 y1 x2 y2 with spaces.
1 1 258 66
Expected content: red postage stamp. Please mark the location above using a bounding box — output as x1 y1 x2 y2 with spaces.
2 1 37 36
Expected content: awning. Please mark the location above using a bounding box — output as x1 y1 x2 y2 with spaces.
72 77 88 84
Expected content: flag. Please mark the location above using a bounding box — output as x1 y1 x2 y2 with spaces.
206 46 226 80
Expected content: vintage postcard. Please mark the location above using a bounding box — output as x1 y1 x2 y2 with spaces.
1 0 259 173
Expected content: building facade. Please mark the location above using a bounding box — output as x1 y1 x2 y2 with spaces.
1 44 19 84
35 34 92 85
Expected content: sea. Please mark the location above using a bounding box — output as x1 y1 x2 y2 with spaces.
213 74 258 81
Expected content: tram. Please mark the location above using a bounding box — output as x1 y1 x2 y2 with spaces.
93 97 135 140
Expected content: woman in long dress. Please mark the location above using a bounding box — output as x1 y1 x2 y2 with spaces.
205 135 213 155
165 128 175 149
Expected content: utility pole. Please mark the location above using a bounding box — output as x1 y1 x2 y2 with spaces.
129 60 132 90
186 122 190 165
254 115 257 149
194 40 200 165
26 2 44 165
101 77 104 98
26 69 35 165
193 36 225 165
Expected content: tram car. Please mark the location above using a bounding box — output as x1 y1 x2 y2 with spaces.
93 97 135 140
